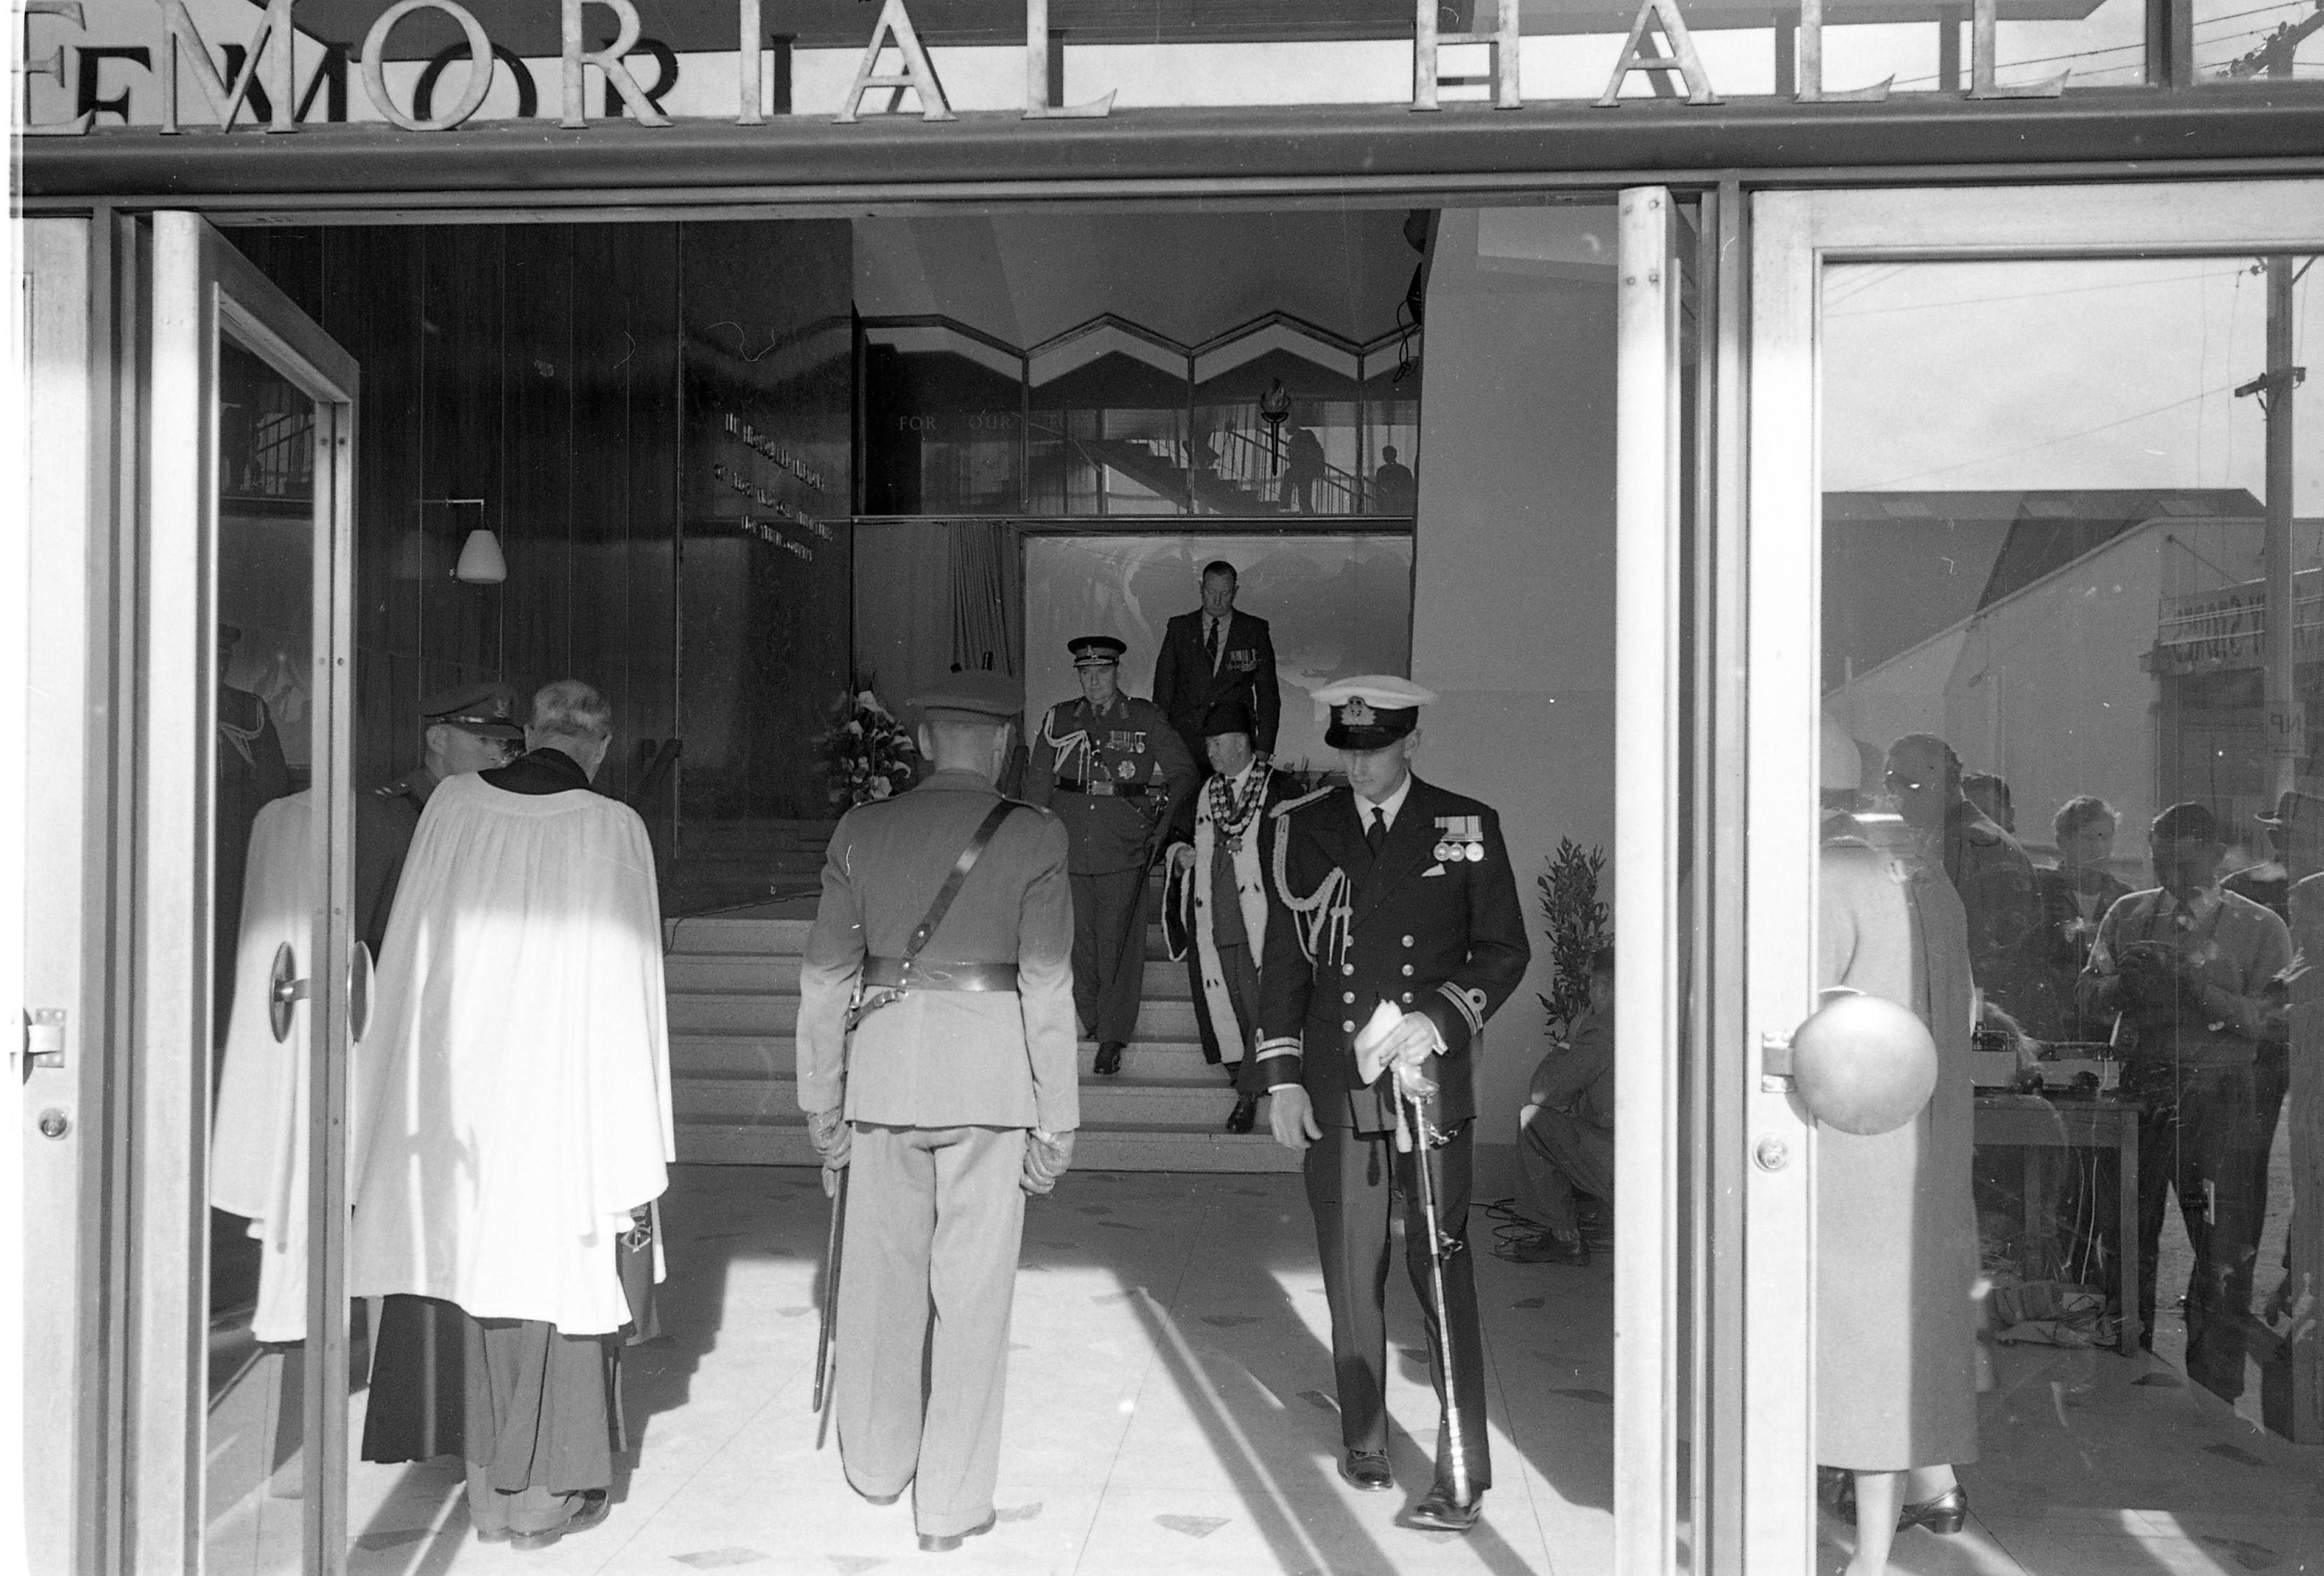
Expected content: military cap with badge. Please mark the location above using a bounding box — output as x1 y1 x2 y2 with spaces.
418 680 526 740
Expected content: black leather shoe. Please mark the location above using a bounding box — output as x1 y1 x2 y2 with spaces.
1225 1094 1259 1134
1339 1450 1394 1492
1897 1485 1967 1535
1093 1042 1125 1076
1407 1482 1483 1533
508 1490 611 1550
917 1512 996 1553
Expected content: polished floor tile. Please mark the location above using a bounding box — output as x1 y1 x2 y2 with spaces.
202 1165 2324 1576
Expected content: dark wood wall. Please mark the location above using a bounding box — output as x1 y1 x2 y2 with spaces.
229 220 854 854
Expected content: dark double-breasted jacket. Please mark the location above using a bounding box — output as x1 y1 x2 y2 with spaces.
1151 610 1281 757
1254 775 1530 1134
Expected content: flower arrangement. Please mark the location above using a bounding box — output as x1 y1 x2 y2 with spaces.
821 684 918 808
1537 838 1611 1047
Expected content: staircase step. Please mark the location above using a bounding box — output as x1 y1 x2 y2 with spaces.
663 917 815 955
663 957 800 993
672 1121 1295 1172
677 1072 1246 1130
668 993 801 1035
670 1036 1227 1081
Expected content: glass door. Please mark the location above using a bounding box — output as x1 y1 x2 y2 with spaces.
1749 183 2324 1573
129 212 359 1575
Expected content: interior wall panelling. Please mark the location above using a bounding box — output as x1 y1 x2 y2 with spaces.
416 226 506 698
676 220 855 826
623 225 683 819
498 225 579 720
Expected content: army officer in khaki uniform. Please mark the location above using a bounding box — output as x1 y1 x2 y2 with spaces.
1025 635 1199 1076
352 681 523 954
796 669 1080 1554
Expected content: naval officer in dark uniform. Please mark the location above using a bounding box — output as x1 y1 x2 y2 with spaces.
1025 635 1199 1076
1256 675 1529 1533
796 669 1080 1554
353 682 524 955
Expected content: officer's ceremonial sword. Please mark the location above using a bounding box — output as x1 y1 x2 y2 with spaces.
1398 1076 1473 1505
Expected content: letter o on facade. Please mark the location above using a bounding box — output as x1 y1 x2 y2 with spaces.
362 0 495 129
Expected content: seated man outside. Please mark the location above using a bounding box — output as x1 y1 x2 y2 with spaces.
1501 947 1614 1265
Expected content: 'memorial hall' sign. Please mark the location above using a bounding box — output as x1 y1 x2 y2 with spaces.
17 0 2069 136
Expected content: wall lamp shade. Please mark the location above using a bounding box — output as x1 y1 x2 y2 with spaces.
455 528 509 584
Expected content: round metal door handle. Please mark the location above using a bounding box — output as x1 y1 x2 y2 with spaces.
269 941 309 1044
351 941 375 1044
1752 1135 1790 1172
37 1109 70 1141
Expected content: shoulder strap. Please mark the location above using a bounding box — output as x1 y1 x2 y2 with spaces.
904 800 1017 962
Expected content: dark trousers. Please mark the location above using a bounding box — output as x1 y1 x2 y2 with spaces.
1517 1109 1614 1235
1071 866 1148 1045
2129 1062 2261 1400
1304 1120 1491 1490
2251 1044 2289 1239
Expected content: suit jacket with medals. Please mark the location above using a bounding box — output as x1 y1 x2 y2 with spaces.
1255 775 1530 1133
1151 609 1281 757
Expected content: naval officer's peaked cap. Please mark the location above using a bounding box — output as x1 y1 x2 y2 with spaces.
1314 675 1437 750
910 669 1023 722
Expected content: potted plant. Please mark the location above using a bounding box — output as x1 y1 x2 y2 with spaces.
1537 838 1610 1048
821 681 919 808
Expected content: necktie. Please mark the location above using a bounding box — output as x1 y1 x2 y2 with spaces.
1206 617 1223 666
1366 805 1387 856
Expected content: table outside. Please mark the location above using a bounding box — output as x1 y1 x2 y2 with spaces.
1973 1092 2141 1357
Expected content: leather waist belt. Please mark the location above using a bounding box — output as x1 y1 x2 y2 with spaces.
1057 778 1151 798
862 956 1019 992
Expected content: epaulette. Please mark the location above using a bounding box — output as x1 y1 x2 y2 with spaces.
1271 785 1335 819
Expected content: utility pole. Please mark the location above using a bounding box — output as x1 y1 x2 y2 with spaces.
2249 257 2303 798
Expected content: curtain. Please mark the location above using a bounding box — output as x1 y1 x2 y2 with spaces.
950 520 1018 677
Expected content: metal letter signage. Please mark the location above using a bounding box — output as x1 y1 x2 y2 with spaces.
1794 0 1889 102
1970 0 2066 96
1597 0 1721 105
159 0 294 132
17 1 96 134
1024 0 1110 118
361 0 492 127
1411 0 1519 111
836 0 952 121
563 0 671 125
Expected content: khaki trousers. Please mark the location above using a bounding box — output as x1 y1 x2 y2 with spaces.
838 1124 1029 1538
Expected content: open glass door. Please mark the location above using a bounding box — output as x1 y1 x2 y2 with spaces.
129 212 358 1575
1750 183 2324 1573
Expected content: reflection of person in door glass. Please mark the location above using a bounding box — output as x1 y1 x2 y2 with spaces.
1884 733 2038 1017
1818 723 1978 1576
2077 801 2289 1404
1283 426 1325 514
216 624 289 1041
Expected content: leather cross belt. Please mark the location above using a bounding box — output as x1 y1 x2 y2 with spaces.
1057 778 1151 798
861 956 1019 992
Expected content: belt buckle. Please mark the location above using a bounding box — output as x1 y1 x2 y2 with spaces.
1090 781 1115 796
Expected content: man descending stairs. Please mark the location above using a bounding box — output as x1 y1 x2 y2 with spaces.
661 902 1297 1173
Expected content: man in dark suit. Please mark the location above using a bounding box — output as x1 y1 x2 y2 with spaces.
1256 676 1530 1534
1151 561 1281 780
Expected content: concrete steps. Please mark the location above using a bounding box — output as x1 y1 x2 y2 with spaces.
661 910 1292 1173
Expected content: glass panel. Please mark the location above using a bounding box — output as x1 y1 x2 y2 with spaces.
1544 0 2148 99
1817 254 2322 1570
204 336 319 1575
2192 0 2324 81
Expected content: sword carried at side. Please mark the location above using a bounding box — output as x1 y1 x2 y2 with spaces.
813 1163 848 1429
1396 1071 1472 1507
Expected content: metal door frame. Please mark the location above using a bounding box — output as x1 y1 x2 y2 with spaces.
1742 176 2324 1572
129 211 360 1574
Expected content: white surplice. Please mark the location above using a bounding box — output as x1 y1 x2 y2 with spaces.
211 789 316 1344
348 772 674 1335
